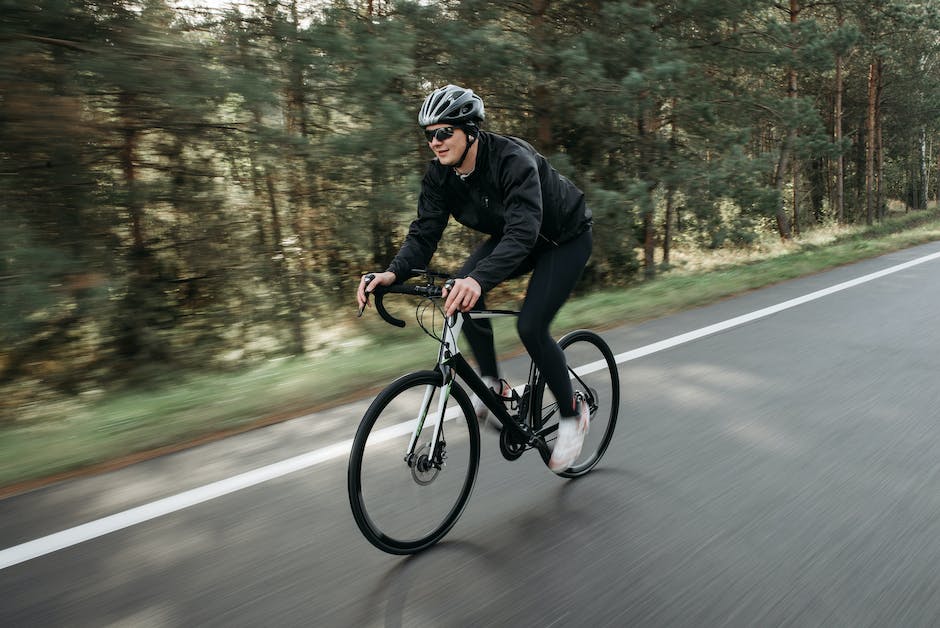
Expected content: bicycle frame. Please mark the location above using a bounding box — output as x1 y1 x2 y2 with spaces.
405 309 551 468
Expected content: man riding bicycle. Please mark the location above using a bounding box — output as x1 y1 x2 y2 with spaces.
356 84 593 472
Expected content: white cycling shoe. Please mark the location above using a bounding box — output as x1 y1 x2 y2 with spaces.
548 391 590 473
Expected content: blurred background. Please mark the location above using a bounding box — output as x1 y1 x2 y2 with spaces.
3 0 940 452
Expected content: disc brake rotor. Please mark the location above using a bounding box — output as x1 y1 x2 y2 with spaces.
411 443 441 485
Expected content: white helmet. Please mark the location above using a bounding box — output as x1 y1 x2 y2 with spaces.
418 84 485 127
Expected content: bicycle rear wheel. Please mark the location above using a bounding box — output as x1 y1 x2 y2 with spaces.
347 370 480 554
532 330 619 478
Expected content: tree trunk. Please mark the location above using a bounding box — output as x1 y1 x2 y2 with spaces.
778 0 799 239
865 60 877 225
116 90 159 363
530 0 554 150
663 186 674 266
663 99 677 266
792 164 800 236
643 198 655 279
834 48 845 222
119 91 144 252
284 0 315 324
637 109 657 278
920 128 928 209
875 58 885 219
252 99 305 355
774 128 794 239
936 138 940 204
811 157 825 223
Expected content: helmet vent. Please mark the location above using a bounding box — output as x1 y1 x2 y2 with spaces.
418 85 485 127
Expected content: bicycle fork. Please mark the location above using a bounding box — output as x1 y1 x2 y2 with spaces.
403 371 455 472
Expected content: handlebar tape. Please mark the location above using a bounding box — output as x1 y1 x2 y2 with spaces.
371 284 445 328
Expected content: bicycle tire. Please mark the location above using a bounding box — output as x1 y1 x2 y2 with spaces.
348 370 480 554
532 329 619 478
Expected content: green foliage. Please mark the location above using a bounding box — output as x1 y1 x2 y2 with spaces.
3 0 940 422
586 185 640 276
0 215 79 343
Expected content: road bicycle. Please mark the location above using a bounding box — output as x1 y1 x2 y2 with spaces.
347 269 620 554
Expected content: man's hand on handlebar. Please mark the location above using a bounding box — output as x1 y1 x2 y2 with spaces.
357 271 396 316
442 276 482 317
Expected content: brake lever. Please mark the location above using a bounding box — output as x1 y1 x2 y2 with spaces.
357 273 376 318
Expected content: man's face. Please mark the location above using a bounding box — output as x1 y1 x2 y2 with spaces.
424 124 466 166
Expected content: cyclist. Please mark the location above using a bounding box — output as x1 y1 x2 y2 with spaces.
356 84 593 472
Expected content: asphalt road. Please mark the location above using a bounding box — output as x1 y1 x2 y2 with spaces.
3 242 940 627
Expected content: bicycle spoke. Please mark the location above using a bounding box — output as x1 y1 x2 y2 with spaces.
348 371 480 554
532 330 619 477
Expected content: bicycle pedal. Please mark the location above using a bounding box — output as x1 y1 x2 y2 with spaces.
500 394 519 411
495 379 519 410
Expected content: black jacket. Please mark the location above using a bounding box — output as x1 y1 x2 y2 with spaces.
386 131 592 292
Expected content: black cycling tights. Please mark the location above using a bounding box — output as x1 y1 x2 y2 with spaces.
459 229 592 418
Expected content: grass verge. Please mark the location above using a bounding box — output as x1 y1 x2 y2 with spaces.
4 209 940 493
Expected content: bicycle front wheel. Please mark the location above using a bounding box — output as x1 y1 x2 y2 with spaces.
533 330 620 478
347 370 480 554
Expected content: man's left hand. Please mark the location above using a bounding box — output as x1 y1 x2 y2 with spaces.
442 277 482 316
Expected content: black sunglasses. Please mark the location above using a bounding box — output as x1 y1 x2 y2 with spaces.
424 126 456 143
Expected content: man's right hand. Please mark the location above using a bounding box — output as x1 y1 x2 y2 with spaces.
357 271 397 314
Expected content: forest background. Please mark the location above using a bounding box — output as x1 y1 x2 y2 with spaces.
5 0 940 486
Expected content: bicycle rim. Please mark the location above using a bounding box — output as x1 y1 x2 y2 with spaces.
533 330 619 478
347 370 480 554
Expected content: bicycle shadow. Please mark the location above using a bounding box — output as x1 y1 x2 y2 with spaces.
351 467 645 627
351 540 496 628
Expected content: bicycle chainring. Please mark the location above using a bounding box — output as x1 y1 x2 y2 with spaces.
499 425 527 461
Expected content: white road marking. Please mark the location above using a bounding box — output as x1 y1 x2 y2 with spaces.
2 248 940 570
